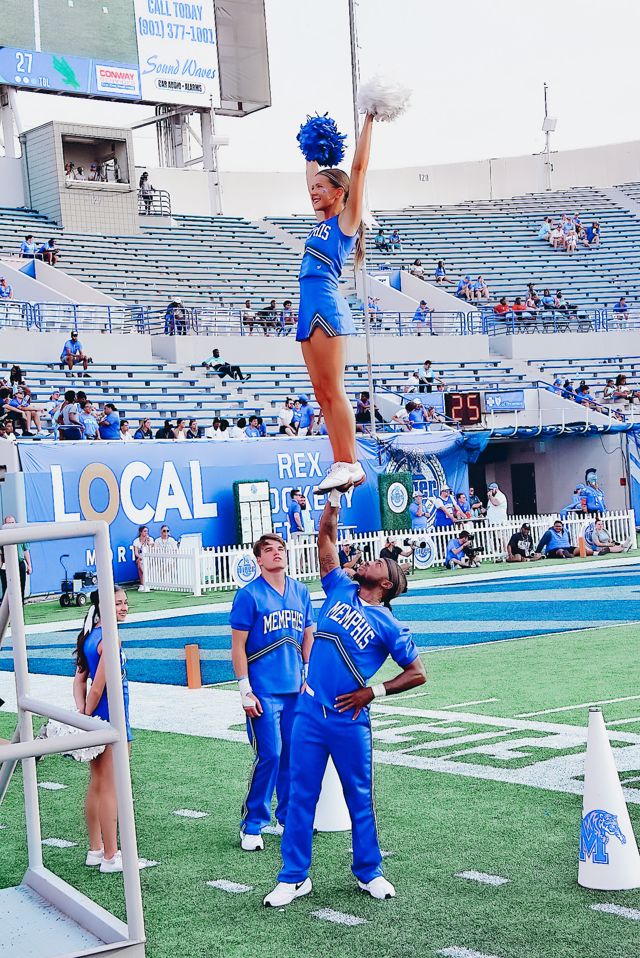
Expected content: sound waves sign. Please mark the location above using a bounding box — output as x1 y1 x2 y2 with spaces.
134 0 220 105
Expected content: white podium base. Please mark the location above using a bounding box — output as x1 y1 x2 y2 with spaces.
314 759 351 832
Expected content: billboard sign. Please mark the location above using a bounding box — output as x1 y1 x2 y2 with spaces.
484 390 527 412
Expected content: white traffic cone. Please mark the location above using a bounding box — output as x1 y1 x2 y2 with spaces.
313 758 351 832
578 707 640 890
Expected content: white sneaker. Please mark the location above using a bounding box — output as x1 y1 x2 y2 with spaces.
85 848 104 867
316 461 365 493
273 822 284 836
240 830 264 852
358 876 396 900
100 851 123 873
263 878 312 907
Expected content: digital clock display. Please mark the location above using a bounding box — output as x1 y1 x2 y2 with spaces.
444 391 482 425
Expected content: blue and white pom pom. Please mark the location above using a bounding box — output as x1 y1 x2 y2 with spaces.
357 76 411 122
297 114 347 167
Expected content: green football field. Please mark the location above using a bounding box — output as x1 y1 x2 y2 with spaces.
1 621 640 958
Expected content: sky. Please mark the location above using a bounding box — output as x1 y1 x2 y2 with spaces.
9 0 640 173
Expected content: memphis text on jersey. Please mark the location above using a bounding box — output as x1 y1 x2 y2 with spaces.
326 601 375 649
263 609 305 634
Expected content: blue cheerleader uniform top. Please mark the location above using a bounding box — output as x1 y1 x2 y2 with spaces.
297 214 357 341
83 625 132 742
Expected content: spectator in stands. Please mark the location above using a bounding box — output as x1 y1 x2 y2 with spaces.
584 222 600 247
469 487 485 517
79 400 100 440
434 485 465 528
389 229 402 251
537 217 553 240
75 166 86 181
60 330 91 373
486 481 508 523
445 530 479 569
374 228 390 252
418 360 442 393
473 276 489 300
612 374 638 402
291 399 302 433
554 291 568 311
297 395 315 436
119 420 133 442
379 537 413 565
154 525 178 553
1 387 25 434
0 421 16 444
494 297 511 318
257 299 278 334
613 297 629 320
88 164 99 182
526 283 540 304
409 259 426 280
409 491 429 530
256 417 267 438
59 389 82 440
403 401 420 429
139 172 154 214
8 388 46 436
561 379 576 400
186 418 200 439
456 492 472 519
98 403 120 440
525 292 539 314
245 415 261 438
590 519 625 555
412 300 434 334
602 379 616 402
216 419 230 440
511 297 532 321
204 417 220 439
278 300 297 336
228 417 248 440
39 239 60 266
368 296 382 330
278 397 296 436
165 298 187 336
565 229 578 254
507 523 540 563
47 388 63 428
9 365 24 386
0 277 14 314
202 348 250 382
338 541 362 576
132 526 154 587
549 224 565 249
173 419 187 441
64 162 75 182
156 419 174 439
574 384 597 409
535 519 583 559
19 235 37 258
355 391 381 431
242 299 258 335
456 276 473 301
541 289 555 310
434 260 451 284
134 417 153 439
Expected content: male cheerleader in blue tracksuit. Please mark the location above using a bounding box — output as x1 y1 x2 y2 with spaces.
264 491 426 907
230 533 314 851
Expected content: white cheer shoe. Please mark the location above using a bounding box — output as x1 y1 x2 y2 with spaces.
85 848 104 867
263 878 312 907
240 830 264 852
316 461 365 493
358 876 396 900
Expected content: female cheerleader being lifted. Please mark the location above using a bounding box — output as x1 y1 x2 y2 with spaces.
297 114 374 493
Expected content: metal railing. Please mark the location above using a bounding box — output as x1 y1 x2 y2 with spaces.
141 509 636 594
0 301 148 333
138 188 171 216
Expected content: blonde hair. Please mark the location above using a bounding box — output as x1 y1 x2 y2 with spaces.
317 168 366 269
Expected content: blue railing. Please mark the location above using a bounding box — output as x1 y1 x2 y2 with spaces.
0 301 148 333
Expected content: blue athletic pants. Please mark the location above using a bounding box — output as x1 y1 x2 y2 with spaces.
278 693 383 884
242 692 297 835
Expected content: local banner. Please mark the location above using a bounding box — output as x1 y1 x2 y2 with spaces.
19 430 488 594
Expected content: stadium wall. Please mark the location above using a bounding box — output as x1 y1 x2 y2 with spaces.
0 330 153 363
490 330 640 362
0 158 24 207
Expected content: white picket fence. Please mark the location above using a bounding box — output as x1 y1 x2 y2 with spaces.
140 509 636 595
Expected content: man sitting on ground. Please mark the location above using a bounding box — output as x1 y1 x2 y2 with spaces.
445 530 479 569
535 519 590 559
60 330 91 372
507 523 541 562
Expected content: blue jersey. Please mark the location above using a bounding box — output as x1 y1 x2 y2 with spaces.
229 575 313 695
299 404 314 429
308 568 418 712
83 625 131 740
60 338 82 361
297 215 357 341
288 500 302 533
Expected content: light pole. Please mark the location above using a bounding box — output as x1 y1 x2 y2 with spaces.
348 0 377 438
542 82 557 192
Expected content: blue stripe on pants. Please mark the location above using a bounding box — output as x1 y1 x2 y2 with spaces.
241 692 298 835
278 693 383 884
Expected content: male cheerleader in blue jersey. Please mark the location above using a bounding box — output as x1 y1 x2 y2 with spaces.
264 491 426 907
230 533 314 851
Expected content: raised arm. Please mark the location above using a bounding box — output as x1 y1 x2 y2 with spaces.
318 496 340 577
340 114 373 236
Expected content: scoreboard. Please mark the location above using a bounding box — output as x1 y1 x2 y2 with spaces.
444 391 483 426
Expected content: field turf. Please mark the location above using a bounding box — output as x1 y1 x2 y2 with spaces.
2 616 640 958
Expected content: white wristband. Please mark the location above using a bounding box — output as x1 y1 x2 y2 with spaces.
371 683 387 699
302 662 309 683
328 488 342 507
238 676 255 709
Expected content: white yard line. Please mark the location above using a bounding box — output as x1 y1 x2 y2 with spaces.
438 948 504 958
38 782 68 791
206 879 253 894
517 694 640 717
41 838 77 848
173 809 208 819
607 717 640 726
312 908 368 926
590 903 640 921
455 871 509 886
441 699 498 710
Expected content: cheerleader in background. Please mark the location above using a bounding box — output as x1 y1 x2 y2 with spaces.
296 80 410 493
73 586 132 873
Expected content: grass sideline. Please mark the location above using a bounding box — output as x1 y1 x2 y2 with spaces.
1 623 640 958
20 546 640 628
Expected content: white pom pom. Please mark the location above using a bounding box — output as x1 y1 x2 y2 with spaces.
357 75 411 122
